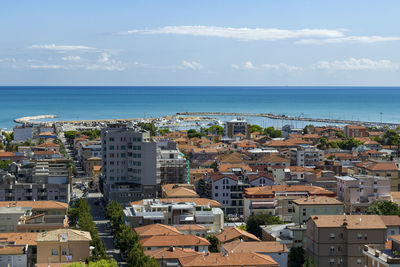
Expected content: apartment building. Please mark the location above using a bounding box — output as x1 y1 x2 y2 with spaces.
306 215 387 267
225 118 251 139
363 235 400 267
140 234 210 252
0 160 71 203
290 145 324 166
344 125 367 138
0 232 38 267
202 171 274 216
157 140 188 185
244 185 336 221
336 175 391 213
292 196 344 225
353 161 400 191
36 229 92 265
123 198 224 233
101 124 159 204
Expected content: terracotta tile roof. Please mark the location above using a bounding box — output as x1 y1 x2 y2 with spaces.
36 229 92 242
144 247 201 260
0 152 16 157
130 198 221 208
39 131 54 136
222 240 288 253
245 185 335 197
253 154 289 163
0 246 25 255
37 142 59 147
391 192 400 199
192 148 218 154
178 252 279 267
162 184 199 198
287 166 315 172
0 201 68 210
0 232 37 246
140 234 210 247
292 196 343 205
380 215 400 226
218 152 247 163
33 150 57 155
216 227 260 243
176 224 207 232
190 168 214 175
210 173 238 182
309 215 386 229
218 164 252 172
134 224 182 238
345 125 366 129
247 172 274 182
355 161 398 171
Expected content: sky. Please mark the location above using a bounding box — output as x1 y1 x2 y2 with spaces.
0 0 400 86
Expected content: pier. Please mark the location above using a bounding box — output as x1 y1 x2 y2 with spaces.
176 112 400 127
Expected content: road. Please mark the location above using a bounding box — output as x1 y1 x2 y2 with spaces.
85 192 128 266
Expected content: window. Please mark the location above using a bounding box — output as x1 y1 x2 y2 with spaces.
52 249 58 255
357 259 362 264
215 193 218 197
109 145 114 150
121 145 126 150
330 233 335 239
357 233 362 239
109 137 114 141
330 246 335 253
330 259 334 265
215 186 218 190
62 249 67 255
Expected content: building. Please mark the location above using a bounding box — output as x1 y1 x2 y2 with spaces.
0 161 71 203
124 198 224 233
178 252 279 267
306 215 387 267
353 161 400 191
290 145 324 166
157 139 188 185
381 215 400 239
221 240 288 267
0 201 68 233
244 185 336 221
336 175 391 213
36 229 92 265
0 232 37 267
344 125 367 139
84 157 101 177
204 171 274 216
225 118 251 139
363 235 400 267
140 234 210 252
101 124 159 204
216 227 260 244
144 247 201 267
161 184 199 198
292 196 344 225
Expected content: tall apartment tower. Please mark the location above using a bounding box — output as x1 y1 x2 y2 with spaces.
101 124 159 205
224 118 250 139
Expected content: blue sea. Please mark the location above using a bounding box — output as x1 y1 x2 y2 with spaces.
0 86 400 129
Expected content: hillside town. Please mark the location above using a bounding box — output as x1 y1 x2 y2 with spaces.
1 118 400 267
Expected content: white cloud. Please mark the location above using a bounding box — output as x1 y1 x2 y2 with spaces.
61 56 81 61
297 36 400 45
182 60 203 70
29 64 71 70
244 61 256 69
314 58 400 71
122 26 344 41
29 44 100 52
231 64 239 69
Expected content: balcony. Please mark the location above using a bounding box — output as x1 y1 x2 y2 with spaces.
363 245 400 264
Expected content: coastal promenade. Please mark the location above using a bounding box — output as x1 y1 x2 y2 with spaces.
176 111 400 127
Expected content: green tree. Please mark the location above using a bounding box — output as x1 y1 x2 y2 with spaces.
0 143 4 150
207 125 224 136
137 122 158 136
64 130 78 144
250 124 263 133
246 212 282 239
82 129 101 140
158 128 170 136
366 201 400 216
338 138 363 150
288 246 306 267
303 256 317 267
210 161 218 171
206 235 219 252
370 136 383 144
116 225 139 253
302 124 314 135
0 160 12 170
126 243 158 267
106 201 124 233
335 132 346 138
264 127 282 138
384 130 400 146
187 129 205 139
237 224 247 231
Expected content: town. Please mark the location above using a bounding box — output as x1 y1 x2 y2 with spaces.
1 117 400 267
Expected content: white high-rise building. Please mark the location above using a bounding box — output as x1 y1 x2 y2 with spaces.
101 124 159 205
